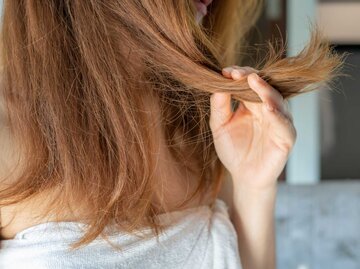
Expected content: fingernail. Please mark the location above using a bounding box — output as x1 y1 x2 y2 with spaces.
222 67 232 73
232 69 246 80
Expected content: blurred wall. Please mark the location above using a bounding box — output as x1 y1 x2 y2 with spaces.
318 1 360 44
286 0 320 184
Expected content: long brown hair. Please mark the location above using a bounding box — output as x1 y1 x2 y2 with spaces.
0 0 342 248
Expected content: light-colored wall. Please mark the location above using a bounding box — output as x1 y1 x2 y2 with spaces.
317 3 360 44
286 0 320 184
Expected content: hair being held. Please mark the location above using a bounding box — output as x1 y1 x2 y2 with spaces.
0 0 343 249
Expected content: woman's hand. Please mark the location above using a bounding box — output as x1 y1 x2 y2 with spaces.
209 66 297 190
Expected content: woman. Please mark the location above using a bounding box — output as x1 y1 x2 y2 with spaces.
0 0 341 268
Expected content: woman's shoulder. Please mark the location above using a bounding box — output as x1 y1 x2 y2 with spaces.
0 197 241 269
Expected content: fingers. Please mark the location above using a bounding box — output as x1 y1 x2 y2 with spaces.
209 92 232 133
247 73 292 119
210 65 257 132
222 65 291 120
216 65 297 152
245 72 296 147
219 65 294 123
263 106 297 151
222 66 258 81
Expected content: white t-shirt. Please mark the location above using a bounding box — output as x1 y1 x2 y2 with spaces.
0 198 242 269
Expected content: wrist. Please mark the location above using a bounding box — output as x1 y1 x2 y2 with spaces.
230 183 277 229
232 186 277 209
231 175 277 213
230 172 278 195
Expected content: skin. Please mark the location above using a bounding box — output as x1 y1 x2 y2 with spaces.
0 1 218 239
210 67 296 269
1 4 294 269
193 1 297 268
193 0 213 23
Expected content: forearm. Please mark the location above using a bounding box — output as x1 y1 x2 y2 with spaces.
230 176 277 269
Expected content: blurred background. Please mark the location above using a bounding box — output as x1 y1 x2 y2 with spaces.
0 0 358 268
250 0 360 268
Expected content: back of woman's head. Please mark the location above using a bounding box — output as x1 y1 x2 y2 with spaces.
0 0 342 248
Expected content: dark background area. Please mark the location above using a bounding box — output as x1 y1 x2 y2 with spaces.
321 46 360 179
246 0 360 181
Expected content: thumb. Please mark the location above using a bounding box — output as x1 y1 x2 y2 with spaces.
209 92 232 132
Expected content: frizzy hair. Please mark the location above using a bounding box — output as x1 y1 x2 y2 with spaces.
0 0 343 248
